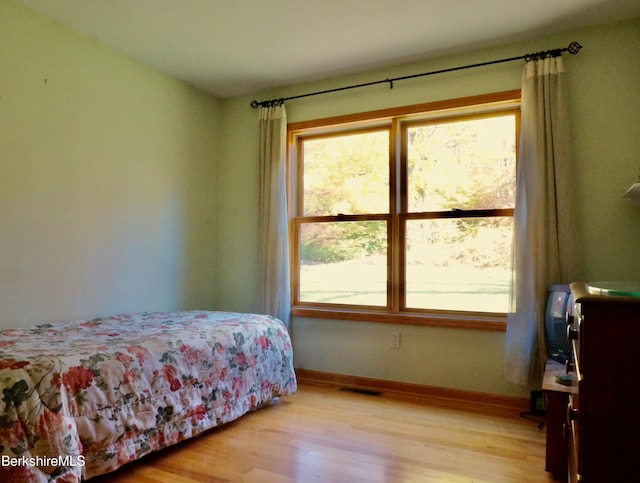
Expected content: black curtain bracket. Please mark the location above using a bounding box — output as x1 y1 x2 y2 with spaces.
250 41 582 109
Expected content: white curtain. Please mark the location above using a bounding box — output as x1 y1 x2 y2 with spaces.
257 104 291 330
505 56 579 386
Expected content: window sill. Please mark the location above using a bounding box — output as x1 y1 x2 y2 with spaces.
291 306 506 331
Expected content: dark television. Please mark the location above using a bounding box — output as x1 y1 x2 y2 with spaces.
545 284 573 364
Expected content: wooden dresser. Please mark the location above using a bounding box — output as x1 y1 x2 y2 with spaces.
566 282 640 482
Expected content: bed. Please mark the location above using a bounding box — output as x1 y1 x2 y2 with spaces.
0 311 296 482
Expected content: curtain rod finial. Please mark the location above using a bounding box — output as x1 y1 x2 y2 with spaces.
568 42 582 55
250 100 260 109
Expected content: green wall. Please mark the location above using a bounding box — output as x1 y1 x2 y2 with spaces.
218 19 640 397
0 0 220 328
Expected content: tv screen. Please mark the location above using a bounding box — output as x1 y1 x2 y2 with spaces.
545 284 573 364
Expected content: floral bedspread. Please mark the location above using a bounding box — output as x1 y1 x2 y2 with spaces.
0 311 296 482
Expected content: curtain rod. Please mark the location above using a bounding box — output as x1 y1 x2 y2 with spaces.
250 41 582 109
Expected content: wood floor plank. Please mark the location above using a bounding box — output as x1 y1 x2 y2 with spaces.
89 382 560 482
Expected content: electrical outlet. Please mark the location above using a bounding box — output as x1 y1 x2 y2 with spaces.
389 331 401 349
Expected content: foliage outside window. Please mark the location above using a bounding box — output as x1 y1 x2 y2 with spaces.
288 91 520 329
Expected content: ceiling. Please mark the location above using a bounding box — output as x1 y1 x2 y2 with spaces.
15 0 640 98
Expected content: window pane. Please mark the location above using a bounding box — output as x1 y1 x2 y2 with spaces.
405 217 512 312
299 221 387 306
407 114 516 212
302 131 389 216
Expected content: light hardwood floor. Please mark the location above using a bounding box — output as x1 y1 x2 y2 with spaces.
90 382 560 482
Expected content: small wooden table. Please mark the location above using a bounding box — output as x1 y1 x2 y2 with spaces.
542 359 573 480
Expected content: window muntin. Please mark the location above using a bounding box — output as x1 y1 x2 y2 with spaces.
289 93 519 326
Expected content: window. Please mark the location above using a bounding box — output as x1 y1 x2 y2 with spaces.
288 91 520 329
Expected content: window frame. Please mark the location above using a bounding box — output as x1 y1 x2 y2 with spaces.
287 90 521 331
